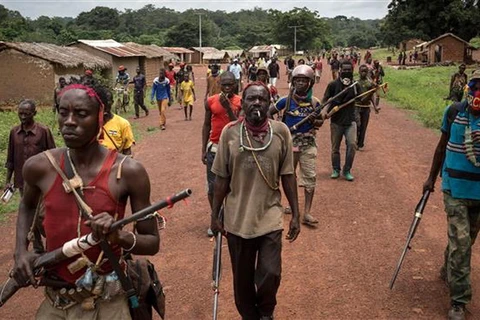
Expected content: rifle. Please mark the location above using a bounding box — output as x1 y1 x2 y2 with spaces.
212 208 224 320
326 82 388 118
389 190 430 290
0 188 192 307
289 81 358 132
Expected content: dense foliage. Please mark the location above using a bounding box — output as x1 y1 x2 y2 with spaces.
381 0 480 46
0 4 386 50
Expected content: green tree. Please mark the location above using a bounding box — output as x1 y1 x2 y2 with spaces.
76 6 120 31
271 7 330 51
381 0 479 46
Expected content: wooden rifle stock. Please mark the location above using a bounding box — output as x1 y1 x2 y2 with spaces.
289 81 358 132
0 188 192 307
326 82 388 118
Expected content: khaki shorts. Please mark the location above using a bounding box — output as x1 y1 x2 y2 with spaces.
36 294 131 320
295 145 317 189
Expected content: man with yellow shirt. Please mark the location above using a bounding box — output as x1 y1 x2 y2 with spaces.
180 73 196 121
100 90 135 155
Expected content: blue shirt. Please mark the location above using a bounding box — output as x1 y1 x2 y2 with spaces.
151 77 171 101
275 96 320 133
441 101 480 200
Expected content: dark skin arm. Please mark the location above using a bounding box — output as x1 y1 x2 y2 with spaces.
13 155 47 286
202 101 212 164
86 157 159 255
210 176 230 235
281 174 300 242
423 131 448 192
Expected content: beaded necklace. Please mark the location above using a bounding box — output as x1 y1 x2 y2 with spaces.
238 120 273 153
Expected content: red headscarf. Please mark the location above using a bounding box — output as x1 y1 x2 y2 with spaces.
59 84 105 141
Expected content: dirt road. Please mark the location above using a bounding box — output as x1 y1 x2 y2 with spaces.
0 63 478 319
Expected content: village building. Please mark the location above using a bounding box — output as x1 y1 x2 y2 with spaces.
224 49 246 61
123 42 177 84
71 39 144 82
424 33 475 64
249 45 272 59
162 47 193 64
190 47 228 64
399 39 424 52
0 41 110 107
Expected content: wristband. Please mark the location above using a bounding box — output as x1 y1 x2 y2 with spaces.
124 231 137 252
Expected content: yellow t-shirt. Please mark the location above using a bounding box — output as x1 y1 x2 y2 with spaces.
101 114 135 152
180 80 195 105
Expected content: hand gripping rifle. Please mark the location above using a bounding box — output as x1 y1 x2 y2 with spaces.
0 188 192 307
212 208 224 320
326 82 388 119
389 190 430 290
289 81 358 132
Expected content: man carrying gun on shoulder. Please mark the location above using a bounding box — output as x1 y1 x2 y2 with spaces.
320 60 360 182
269 65 321 227
12 81 159 319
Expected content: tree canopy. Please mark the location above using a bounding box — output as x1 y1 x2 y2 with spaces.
381 0 480 46
2 3 479 50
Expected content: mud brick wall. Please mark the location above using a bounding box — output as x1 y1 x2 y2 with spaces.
0 49 54 108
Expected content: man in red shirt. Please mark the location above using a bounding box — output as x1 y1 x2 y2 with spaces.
314 56 323 84
165 63 176 104
12 82 159 318
202 71 242 236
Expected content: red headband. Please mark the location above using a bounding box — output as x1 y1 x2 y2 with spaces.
59 84 105 141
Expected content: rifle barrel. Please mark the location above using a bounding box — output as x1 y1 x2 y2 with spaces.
0 189 192 308
389 190 430 290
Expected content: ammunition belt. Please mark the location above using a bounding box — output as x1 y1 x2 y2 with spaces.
44 271 124 311
292 132 316 149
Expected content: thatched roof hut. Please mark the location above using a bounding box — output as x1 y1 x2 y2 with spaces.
0 41 111 70
0 41 111 108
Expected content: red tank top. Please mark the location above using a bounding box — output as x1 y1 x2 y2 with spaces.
207 94 242 144
43 150 126 284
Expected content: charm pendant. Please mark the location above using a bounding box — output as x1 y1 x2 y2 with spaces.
239 146 244 153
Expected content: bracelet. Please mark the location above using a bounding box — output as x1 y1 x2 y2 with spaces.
124 231 137 252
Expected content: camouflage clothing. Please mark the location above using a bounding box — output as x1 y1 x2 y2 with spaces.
442 191 480 305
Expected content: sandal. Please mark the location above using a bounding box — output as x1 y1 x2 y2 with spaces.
302 214 318 227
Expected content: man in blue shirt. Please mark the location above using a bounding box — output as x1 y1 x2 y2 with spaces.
269 65 321 227
229 59 243 94
150 69 171 130
424 70 480 320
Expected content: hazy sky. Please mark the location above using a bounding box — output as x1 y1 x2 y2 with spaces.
0 0 390 20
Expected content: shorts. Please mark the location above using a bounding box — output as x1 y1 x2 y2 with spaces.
295 145 317 189
206 143 218 195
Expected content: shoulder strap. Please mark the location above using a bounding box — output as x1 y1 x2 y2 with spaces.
282 95 292 123
102 127 121 152
59 149 140 309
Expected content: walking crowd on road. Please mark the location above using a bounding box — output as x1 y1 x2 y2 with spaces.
3 47 480 320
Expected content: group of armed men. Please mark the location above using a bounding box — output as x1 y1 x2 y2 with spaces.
2 49 480 320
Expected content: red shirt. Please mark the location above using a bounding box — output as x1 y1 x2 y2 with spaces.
165 70 176 86
43 150 125 284
207 94 242 144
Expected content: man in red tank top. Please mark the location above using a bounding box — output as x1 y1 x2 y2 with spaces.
12 82 159 319
202 71 242 236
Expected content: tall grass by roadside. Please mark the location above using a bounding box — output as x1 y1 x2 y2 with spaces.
383 65 471 129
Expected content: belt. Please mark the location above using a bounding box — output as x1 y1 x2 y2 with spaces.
44 271 124 311
207 141 218 153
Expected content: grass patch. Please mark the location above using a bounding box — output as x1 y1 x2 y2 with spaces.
383 65 472 129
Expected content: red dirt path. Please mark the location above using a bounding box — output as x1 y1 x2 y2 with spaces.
0 63 479 319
